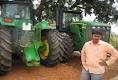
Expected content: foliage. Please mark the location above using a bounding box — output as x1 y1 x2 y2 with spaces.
33 0 118 23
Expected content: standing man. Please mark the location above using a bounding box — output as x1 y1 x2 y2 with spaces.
81 29 118 80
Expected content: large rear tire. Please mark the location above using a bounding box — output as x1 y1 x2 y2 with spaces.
40 30 73 66
0 27 12 75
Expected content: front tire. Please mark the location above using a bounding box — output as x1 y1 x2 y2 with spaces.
0 27 12 75
40 30 73 66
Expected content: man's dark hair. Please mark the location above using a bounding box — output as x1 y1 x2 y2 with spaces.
92 29 102 35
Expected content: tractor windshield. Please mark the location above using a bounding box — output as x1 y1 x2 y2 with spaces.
63 13 80 24
61 12 80 30
1 4 30 19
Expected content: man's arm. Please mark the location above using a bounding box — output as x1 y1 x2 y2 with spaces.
81 44 86 65
106 44 118 66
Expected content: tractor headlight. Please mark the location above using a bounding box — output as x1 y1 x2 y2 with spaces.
22 23 32 30
92 26 96 29
97 27 100 29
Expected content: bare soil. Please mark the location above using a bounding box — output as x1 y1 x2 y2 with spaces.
0 56 118 80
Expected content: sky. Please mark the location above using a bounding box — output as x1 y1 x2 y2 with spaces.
83 14 96 21
111 24 118 34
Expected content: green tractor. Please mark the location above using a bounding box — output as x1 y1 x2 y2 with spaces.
0 0 111 75
54 5 111 51
0 0 74 75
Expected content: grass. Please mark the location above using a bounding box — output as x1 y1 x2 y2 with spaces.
110 34 118 49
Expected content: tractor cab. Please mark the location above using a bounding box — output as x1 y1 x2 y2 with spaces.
1 4 30 19
0 0 33 28
81 21 111 42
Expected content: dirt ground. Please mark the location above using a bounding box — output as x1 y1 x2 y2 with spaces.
0 56 118 80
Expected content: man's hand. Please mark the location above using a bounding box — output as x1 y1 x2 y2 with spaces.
99 59 107 66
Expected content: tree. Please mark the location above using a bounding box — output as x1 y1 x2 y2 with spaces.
34 0 118 23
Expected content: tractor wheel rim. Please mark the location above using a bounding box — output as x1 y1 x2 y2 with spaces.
40 39 49 60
